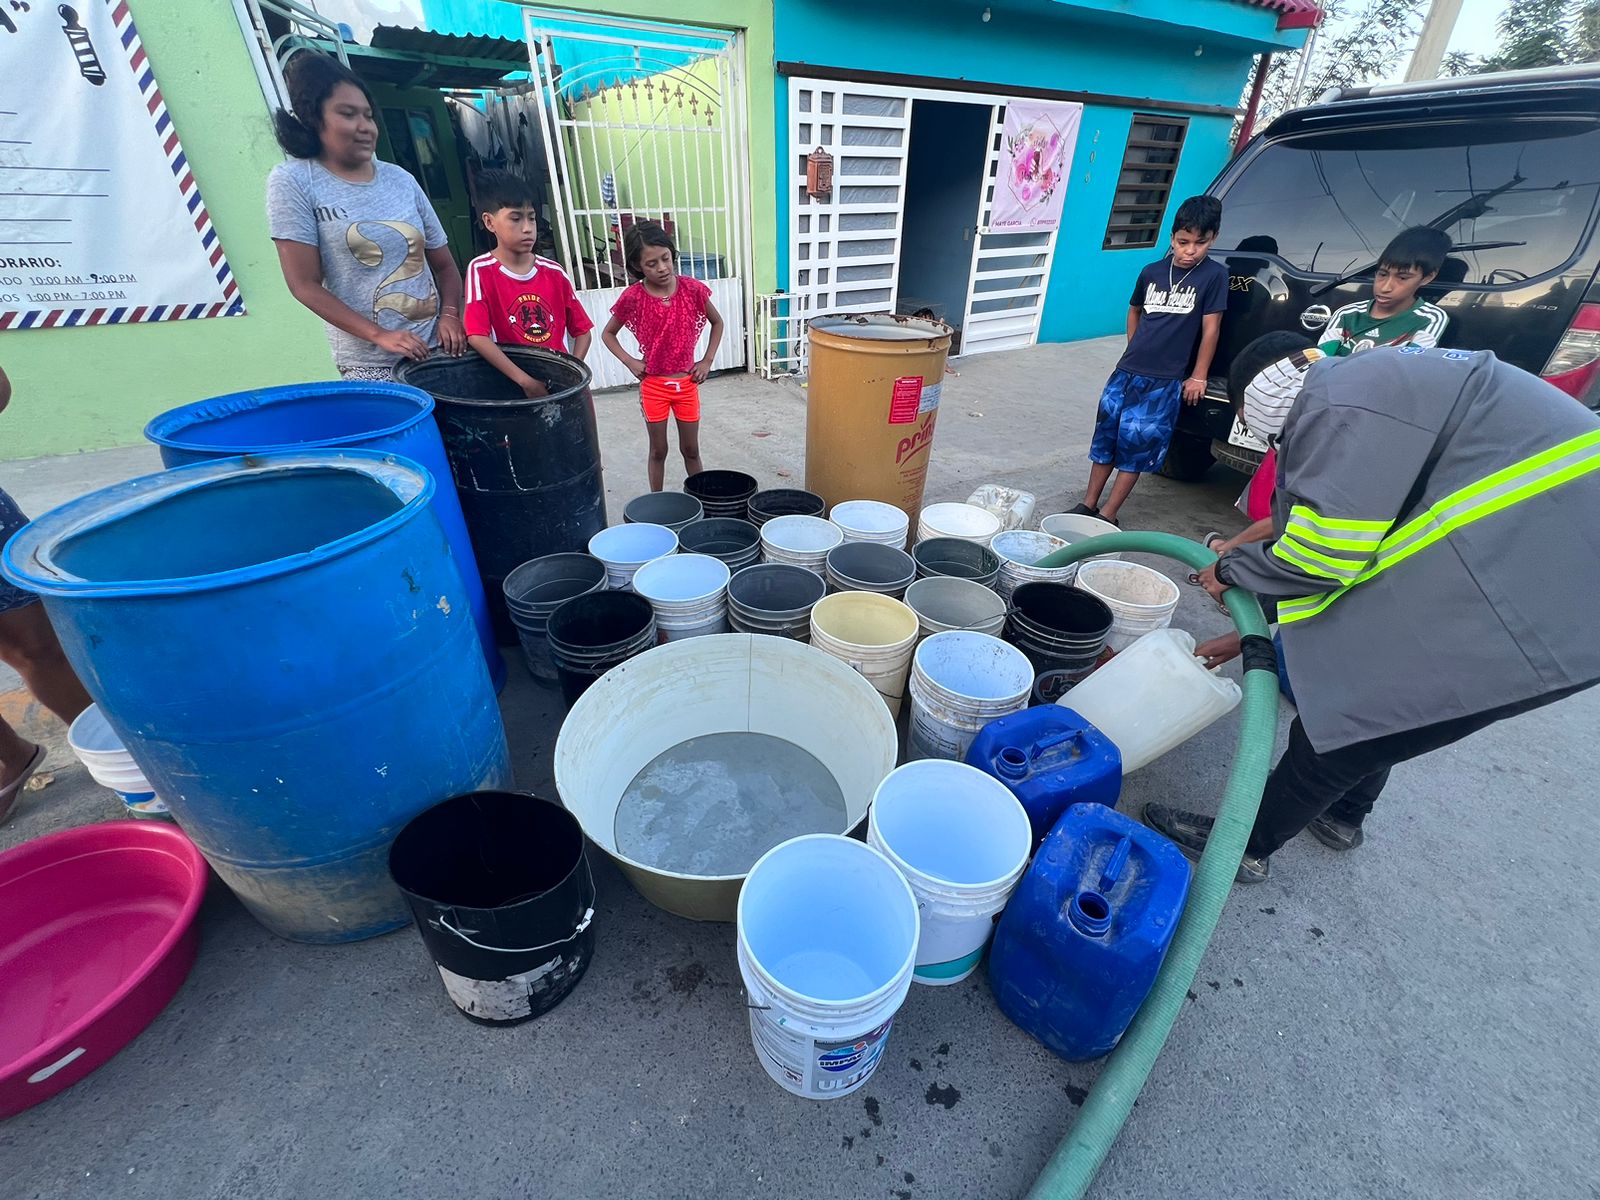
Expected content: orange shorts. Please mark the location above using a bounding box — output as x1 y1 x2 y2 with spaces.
640 376 701 423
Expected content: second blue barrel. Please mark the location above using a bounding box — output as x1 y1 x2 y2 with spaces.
0 450 513 943
396 347 607 644
144 381 504 690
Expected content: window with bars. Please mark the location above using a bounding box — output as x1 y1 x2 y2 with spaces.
1103 115 1190 250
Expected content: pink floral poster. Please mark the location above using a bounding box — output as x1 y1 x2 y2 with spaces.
988 100 1082 233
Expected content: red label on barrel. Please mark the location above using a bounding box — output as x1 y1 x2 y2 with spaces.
888 376 924 425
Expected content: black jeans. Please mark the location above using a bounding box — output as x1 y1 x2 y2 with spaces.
1246 681 1596 859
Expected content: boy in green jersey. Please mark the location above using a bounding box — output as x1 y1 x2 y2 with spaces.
1317 226 1452 356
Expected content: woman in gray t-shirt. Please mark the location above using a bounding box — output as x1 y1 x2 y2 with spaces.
266 53 466 379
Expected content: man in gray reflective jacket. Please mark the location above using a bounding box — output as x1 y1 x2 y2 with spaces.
1144 346 1600 883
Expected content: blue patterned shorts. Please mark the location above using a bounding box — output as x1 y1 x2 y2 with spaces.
1089 369 1184 474
0 486 37 613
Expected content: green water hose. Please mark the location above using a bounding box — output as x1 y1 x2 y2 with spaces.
1021 532 1280 1199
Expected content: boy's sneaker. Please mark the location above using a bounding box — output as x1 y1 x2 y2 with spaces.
1141 803 1271 885
1307 813 1365 851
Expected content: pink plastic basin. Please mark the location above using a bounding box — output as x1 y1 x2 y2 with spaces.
0 821 207 1119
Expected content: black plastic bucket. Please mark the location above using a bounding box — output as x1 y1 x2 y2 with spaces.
684 470 759 520
502 553 608 684
545 590 656 707
396 348 607 645
726 562 826 638
746 487 825 526
1004 581 1114 704
388 790 595 1026
913 536 1002 587
623 491 704 531
677 517 762 569
825 542 917 598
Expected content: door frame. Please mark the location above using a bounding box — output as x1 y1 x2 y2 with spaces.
785 76 1062 357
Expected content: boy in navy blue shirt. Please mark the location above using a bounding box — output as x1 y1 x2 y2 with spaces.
1074 195 1227 524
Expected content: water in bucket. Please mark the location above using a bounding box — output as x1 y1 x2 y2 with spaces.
613 733 847 876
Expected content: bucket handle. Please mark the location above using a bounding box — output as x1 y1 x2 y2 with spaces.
428 859 597 954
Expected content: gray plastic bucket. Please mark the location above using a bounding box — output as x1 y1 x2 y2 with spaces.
727 563 827 639
677 517 762 570
623 491 704 531
912 537 1001 588
825 542 916 599
502 553 609 684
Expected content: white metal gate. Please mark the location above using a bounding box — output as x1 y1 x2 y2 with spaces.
527 10 753 389
961 106 1059 355
784 78 1059 366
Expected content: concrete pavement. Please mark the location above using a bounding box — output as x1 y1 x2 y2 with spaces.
2 337 1596 1199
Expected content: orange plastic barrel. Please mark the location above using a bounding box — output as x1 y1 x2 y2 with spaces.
805 315 952 534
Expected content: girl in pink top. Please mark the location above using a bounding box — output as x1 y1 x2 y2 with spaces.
601 221 725 491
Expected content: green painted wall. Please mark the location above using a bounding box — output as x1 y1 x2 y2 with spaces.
1 0 334 462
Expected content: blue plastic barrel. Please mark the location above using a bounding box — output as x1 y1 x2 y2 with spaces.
1 450 513 943
988 803 1191 1061
964 704 1122 847
144 382 505 690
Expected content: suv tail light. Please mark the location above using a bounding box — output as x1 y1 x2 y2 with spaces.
1541 302 1600 401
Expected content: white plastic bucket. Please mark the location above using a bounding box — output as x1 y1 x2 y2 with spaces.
631 553 732 641
1074 559 1181 651
1038 512 1123 563
989 529 1074 600
809 592 920 717
907 631 1034 761
760 514 844 575
67 704 171 818
1058 627 1242 771
588 522 679 590
829 500 911 549
868 761 1032 985
903 576 1008 639
736 834 919 1099
916 502 1002 546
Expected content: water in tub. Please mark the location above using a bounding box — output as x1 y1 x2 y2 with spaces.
614 733 847 875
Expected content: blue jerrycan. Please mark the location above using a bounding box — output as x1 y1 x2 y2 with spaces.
965 705 1121 846
988 803 1191 1061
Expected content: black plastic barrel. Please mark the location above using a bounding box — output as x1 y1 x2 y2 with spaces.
913 537 1002 587
389 791 595 1026
502 553 608 685
677 517 762 569
1004 582 1114 704
623 491 703 531
747 487 825 526
545 590 656 707
396 348 606 645
727 563 826 639
685 470 759 520
825 542 917 598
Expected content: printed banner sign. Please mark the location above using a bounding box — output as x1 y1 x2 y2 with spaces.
988 99 1082 233
0 0 244 330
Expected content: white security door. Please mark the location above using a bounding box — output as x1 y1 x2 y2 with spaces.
960 105 1060 355
526 10 753 389
786 77 915 329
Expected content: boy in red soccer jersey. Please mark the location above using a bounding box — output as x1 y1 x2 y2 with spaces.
463 171 593 397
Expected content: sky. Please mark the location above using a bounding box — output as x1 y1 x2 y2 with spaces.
1440 0 1509 57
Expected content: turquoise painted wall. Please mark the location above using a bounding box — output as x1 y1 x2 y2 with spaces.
774 0 1305 343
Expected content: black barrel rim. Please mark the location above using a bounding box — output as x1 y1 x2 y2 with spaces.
747 487 826 523
546 590 656 654
684 469 759 503
395 347 592 408
1010 581 1114 639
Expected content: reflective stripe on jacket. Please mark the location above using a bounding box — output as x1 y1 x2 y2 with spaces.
1223 348 1600 751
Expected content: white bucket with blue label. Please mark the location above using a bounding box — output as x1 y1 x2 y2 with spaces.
868 760 1031 985
68 704 173 819
736 834 919 1100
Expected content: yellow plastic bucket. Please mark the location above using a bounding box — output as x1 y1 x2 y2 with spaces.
809 592 920 717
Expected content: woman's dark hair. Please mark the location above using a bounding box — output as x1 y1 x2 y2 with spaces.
622 220 676 279
272 52 375 160
1227 330 1314 407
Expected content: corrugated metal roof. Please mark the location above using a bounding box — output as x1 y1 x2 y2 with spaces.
368 25 531 65
1236 0 1322 31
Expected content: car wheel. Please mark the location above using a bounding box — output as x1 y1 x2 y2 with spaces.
1159 432 1214 482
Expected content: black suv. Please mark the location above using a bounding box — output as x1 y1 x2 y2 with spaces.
1165 63 1600 481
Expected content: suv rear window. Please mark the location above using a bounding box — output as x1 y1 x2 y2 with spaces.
1215 118 1600 285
